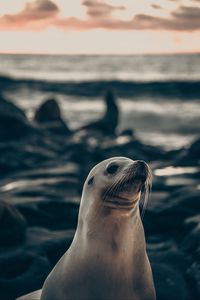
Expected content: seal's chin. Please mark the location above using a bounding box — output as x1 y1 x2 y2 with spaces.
103 194 139 210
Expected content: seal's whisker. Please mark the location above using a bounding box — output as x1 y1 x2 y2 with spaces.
103 166 137 201
104 166 136 199
102 162 152 214
103 174 125 200
103 172 128 201
105 170 129 199
140 175 152 220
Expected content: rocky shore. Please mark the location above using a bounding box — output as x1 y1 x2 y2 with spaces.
0 92 199 300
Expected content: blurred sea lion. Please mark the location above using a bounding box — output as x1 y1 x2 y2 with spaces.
76 91 119 136
34 98 71 135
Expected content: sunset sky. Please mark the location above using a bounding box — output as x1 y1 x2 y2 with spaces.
0 0 200 54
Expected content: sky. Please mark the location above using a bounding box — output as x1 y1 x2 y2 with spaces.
0 0 200 54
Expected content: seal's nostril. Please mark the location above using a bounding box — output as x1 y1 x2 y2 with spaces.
106 163 119 175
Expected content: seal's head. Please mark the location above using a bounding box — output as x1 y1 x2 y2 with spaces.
80 157 152 220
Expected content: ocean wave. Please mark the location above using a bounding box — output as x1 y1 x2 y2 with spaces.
1 74 200 99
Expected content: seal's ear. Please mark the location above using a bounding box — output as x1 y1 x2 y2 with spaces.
88 176 94 185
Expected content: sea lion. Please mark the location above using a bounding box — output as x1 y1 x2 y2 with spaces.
76 91 119 136
17 157 156 300
34 98 71 135
41 157 155 300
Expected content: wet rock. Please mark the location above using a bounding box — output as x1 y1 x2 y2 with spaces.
0 142 57 176
183 215 200 250
0 94 25 119
152 263 191 300
186 261 200 298
144 186 200 236
17 200 79 230
174 137 200 166
180 216 200 297
0 96 36 142
25 227 75 266
0 200 27 247
102 137 165 162
0 251 50 300
148 239 192 300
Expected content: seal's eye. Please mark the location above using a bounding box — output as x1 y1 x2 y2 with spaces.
88 176 94 185
106 163 119 175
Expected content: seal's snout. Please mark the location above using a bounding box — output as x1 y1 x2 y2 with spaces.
128 160 147 171
135 160 148 168
137 161 150 180
102 158 152 210
127 160 151 182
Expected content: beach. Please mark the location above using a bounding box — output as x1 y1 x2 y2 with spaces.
0 53 200 300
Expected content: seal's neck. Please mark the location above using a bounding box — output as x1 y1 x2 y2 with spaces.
70 206 149 290
76 205 146 260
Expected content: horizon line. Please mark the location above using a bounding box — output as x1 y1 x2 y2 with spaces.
0 50 200 56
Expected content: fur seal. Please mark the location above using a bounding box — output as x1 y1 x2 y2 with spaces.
18 157 156 300
34 98 71 135
77 91 119 136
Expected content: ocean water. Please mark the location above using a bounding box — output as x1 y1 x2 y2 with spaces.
0 53 200 150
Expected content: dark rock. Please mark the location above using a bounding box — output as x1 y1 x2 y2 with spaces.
186 261 200 298
17 200 79 230
0 251 50 300
148 239 192 300
183 215 200 251
175 137 200 166
152 263 191 300
25 227 75 266
0 200 27 247
102 137 165 162
0 95 26 119
0 96 36 142
180 215 200 298
0 142 57 176
144 186 200 236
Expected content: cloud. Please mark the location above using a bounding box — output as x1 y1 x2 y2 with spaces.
82 0 125 19
57 4 200 32
0 0 59 30
133 5 200 31
0 0 200 32
151 4 162 10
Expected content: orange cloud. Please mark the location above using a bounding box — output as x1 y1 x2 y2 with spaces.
56 4 200 32
0 0 200 32
0 0 59 30
133 6 200 31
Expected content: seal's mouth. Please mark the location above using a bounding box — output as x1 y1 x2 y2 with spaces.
102 161 152 211
102 179 142 209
